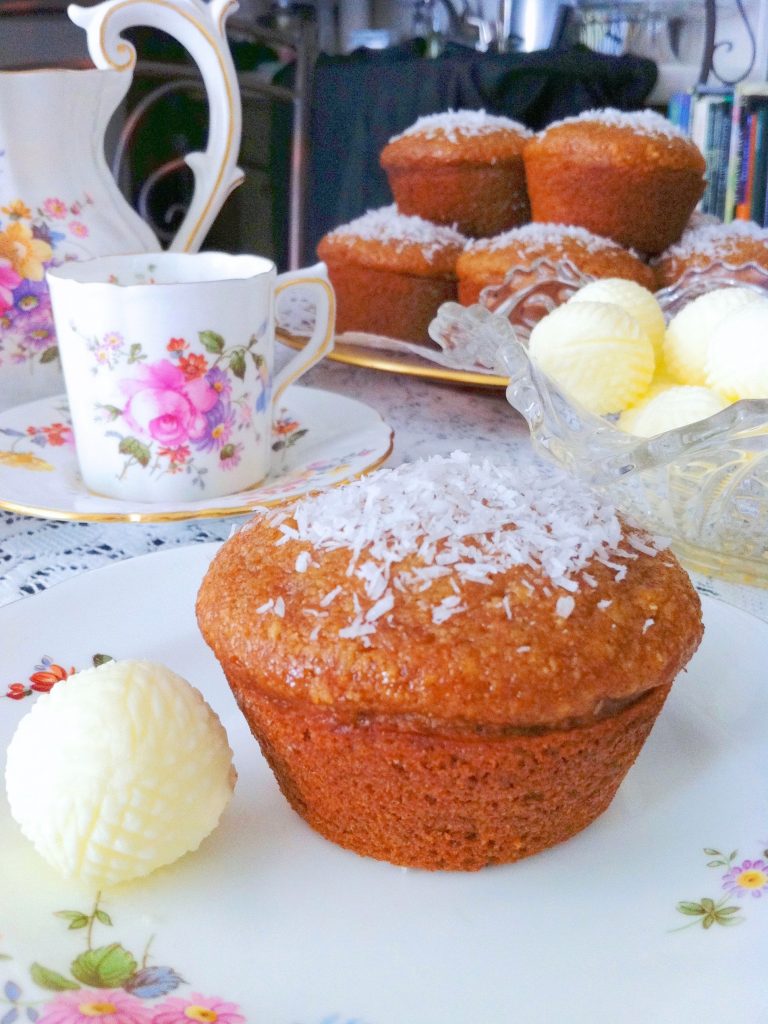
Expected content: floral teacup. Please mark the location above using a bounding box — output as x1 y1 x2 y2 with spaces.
46 252 335 502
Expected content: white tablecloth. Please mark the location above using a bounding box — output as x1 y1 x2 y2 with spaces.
2 355 768 621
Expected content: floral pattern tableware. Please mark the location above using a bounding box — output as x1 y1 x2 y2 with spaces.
47 253 335 503
0 195 93 370
0 388 393 522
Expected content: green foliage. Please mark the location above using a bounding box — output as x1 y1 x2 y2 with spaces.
118 437 151 467
199 330 225 354
29 962 80 991
70 943 137 988
676 898 741 929
229 350 246 380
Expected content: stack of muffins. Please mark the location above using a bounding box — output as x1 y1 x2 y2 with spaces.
317 106 758 346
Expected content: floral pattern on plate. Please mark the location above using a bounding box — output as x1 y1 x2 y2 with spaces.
0 389 393 522
675 845 768 930
0 415 74 472
0 551 764 1021
0 893 244 1023
3 655 78 702
0 195 93 368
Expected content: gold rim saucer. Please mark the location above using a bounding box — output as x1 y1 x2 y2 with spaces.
0 390 394 524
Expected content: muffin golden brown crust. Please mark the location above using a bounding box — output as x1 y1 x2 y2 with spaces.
199 523 699 728
317 206 466 343
456 223 656 306
236 684 670 870
523 109 706 256
381 111 533 237
653 221 768 288
197 456 703 870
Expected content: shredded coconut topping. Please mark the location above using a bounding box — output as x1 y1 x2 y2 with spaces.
543 107 689 141
328 205 465 260
466 222 624 255
659 220 768 261
390 108 532 144
259 453 654 640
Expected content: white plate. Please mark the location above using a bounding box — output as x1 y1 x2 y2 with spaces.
0 388 393 523
0 545 766 1024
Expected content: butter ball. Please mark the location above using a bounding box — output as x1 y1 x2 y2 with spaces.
619 385 729 436
663 287 765 385
528 300 654 415
5 659 235 888
568 278 666 359
706 301 768 401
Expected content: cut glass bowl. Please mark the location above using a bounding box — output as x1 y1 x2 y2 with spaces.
429 262 768 585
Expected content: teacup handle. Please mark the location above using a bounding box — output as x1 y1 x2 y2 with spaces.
272 272 336 409
69 0 243 253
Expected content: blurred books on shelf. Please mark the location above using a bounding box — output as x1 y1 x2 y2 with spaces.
668 83 768 227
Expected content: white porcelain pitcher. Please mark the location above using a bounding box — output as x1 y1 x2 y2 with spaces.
0 0 243 410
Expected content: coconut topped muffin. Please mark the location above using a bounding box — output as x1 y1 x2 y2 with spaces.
198 452 701 729
318 205 466 277
523 107 706 255
465 222 640 258
383 109 533 163
380 109 532 237
198 453 702 870
538 107 692 145
457 222 656 304
653 220 768 288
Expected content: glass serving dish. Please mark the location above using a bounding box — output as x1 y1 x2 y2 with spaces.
429 264 768 586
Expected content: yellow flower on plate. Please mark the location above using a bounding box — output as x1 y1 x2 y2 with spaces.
0 450 54 471
1 199 32 219
735 867 768 890
0 220 52 280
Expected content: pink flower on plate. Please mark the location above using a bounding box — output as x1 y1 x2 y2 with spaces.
0 256 21 313
151 994 245 1024
121 359 218 447
38 988 153 1024
42 197 68 219
69 220 89 238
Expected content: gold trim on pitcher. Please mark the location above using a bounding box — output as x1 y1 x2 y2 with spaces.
96 0 238 252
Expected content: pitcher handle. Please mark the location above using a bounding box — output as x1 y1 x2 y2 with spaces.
69 0 243 253
272 272 336 409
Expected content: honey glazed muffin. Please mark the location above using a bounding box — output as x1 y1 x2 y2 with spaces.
380 109 533 238
653 220 768 289
197 453 703 872
456 222 656 306
317 206 466 344
523 108 706 256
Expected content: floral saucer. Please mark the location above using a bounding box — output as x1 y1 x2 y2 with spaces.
0 387 393 522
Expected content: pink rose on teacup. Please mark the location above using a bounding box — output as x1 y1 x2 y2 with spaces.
0 258 21 314
121 359 218 447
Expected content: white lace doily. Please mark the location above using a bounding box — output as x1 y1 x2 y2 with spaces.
0 510 238 607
